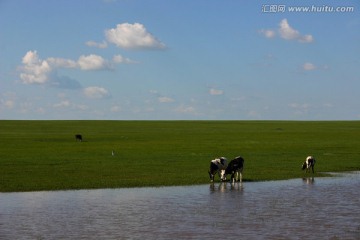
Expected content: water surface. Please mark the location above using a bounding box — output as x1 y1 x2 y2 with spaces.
1 172 359 239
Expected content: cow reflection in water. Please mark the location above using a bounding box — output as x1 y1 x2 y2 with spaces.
302 177 315 185
210 182 243 193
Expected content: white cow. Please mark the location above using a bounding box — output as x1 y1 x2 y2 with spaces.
302 156 316 173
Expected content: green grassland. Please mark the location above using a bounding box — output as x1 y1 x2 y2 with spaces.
0 120 359 192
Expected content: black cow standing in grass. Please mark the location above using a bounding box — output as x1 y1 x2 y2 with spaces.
302 156 316 173
75 134 82 142
224 156 244 183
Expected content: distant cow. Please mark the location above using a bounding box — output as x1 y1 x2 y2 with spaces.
225 156 244 182
208 157 228 182
302 156 316 173
75 134 82 142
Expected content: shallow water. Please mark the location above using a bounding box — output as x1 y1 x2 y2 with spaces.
1 172 360 239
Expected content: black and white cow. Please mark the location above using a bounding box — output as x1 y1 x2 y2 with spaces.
208 157 228 182
224 156 244 183
302 156 316 173
75 134 82 142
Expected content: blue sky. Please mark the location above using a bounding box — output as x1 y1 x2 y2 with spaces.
0 0 359 120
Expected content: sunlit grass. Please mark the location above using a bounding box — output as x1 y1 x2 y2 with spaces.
0 120 359 192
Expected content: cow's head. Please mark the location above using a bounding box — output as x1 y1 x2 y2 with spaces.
236 156 245 164
301 162 307 170
220 158 225 165
220 169 227 181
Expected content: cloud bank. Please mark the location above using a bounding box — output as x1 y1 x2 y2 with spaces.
19 22 163 86
19 50 133 85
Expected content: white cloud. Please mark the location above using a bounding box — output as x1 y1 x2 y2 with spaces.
158 96 174 103
83 86 109 99
279 19 313 43
111 105 121 112
260 19 314 43
149 90 174 103
279 19 299 40
52 100 89 111
1 99 15 109
323 103 333 108
259 29 276 38
77 54 109 70
105 23 166 49
299 35 314 43
288 103 310 115
0 92 17 111
112 54 137 64
289 103 309 109
53 100 71 108
74 104 89 111
303 62 317 71
19 51 134 85
149 90 158 94
47 57 77 68
247 110 261 119
20 51 52 84
85 40 108 49
209 88 224 95
301 62 330 72
175 105 197 114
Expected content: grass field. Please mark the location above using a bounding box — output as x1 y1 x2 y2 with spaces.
0 120 359 192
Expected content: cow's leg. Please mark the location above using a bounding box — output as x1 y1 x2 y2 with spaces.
239 171 242 182
230 173 235 183
218 170 224 182
222 169 228 182
208 171 214 182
